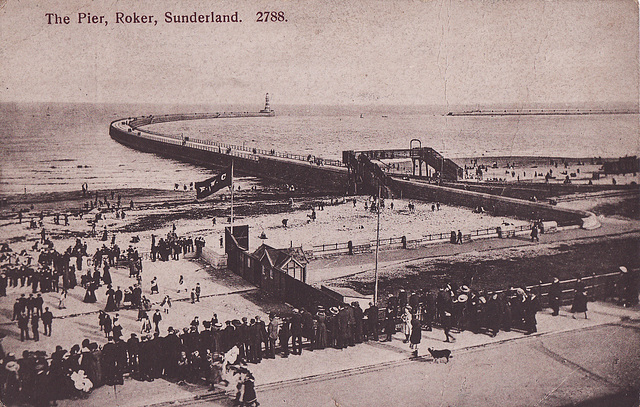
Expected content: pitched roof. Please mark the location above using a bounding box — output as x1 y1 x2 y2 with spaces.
252 244 308 270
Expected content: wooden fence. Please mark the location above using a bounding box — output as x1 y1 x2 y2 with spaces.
225 235 343 310
307 224 532 258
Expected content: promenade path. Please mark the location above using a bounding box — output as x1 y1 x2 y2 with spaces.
54 301 640 407
308 216 640 283
48 215 640 407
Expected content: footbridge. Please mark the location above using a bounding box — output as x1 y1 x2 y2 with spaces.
341 145 463 198
350 146 463 180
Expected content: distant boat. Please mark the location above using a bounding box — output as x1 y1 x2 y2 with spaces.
381 115 388 118
360 113 364 118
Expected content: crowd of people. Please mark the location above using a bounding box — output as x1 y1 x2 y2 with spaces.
150 227 203 262
1 255 637 407
1 208 637 407
7 265 637 407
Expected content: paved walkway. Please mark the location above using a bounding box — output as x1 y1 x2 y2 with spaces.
55 300 640 407
309 217 640 283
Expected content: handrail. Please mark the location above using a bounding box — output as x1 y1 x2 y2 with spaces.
309 223 531 254
118 117 345 168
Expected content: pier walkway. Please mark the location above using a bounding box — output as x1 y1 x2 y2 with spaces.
113 118 345 168
110 113 599 229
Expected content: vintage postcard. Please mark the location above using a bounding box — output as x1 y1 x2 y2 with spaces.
0 0 638 406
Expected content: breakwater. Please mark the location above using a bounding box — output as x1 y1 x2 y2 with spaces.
391 178 599 229
110 112 599 229
110 113 349 193
447 108 639 116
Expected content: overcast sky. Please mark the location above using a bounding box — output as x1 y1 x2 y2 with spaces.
1 0 638 106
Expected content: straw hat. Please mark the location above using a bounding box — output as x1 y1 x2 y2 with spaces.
620 266 628 273
458 294 469 303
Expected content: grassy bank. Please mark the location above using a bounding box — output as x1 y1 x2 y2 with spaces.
333 234 639 299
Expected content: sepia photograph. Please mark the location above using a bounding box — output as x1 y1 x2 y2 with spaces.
0 0 638 406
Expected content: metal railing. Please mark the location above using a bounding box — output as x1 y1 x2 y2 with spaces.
307 224 531 257
484 270 632 307
120 116 345 168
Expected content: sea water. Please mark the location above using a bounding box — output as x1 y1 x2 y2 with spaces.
1 102 637 195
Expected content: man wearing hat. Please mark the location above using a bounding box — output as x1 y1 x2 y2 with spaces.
279 317 291 357
127 333 140 374
301 308 315 351
619 266 639 307
442 310 455 342
41 307 53 336
12 294 25 321
346 304 356 347
255 316 267 361
352 302 364 344
266 314 280 359
163 328 182 377
486 294 501 337
365 302 379 341
201 320 213 354
222 321 235 353
290 309 303 355
190 316 200 333
327 307 339 347
30 311 40 341
336 306 349 349
237 317 249 362
384 307 395 342
153 309 162 335
17 310 29 341
549 277 562 316
212 322 223 354
102 336 120 384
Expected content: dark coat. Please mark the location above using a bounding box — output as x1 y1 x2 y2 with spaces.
290 313 303 336
410 319 421 344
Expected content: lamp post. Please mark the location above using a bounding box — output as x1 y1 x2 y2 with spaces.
440 140 445 185
374 184 381 305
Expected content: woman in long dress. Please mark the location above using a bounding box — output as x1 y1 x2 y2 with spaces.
409 318 421 356
83 282 97 303
237 370 259 406
104 287 117 311
315 311 328 349
102 262 112 286
571 288 588 319
401 306 412 343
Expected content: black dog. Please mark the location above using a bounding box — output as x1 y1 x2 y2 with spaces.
427 348 452 363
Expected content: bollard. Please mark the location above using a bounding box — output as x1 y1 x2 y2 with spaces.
348 240 353 255
401 236 407 249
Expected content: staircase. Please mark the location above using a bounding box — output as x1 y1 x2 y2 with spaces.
343 151 395 198
416 148 462 181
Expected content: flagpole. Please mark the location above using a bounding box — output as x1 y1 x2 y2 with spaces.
230 160 234 227
374 184 380 305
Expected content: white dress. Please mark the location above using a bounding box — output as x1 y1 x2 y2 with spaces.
402 311 412 337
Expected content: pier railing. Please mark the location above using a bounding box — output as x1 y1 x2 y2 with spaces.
484 270 633 308
122 125 260 161
122 116 345 168
306 224 531 258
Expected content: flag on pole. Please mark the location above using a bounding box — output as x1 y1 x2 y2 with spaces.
195 165 232 199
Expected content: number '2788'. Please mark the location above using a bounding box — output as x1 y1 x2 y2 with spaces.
256 11 287 22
